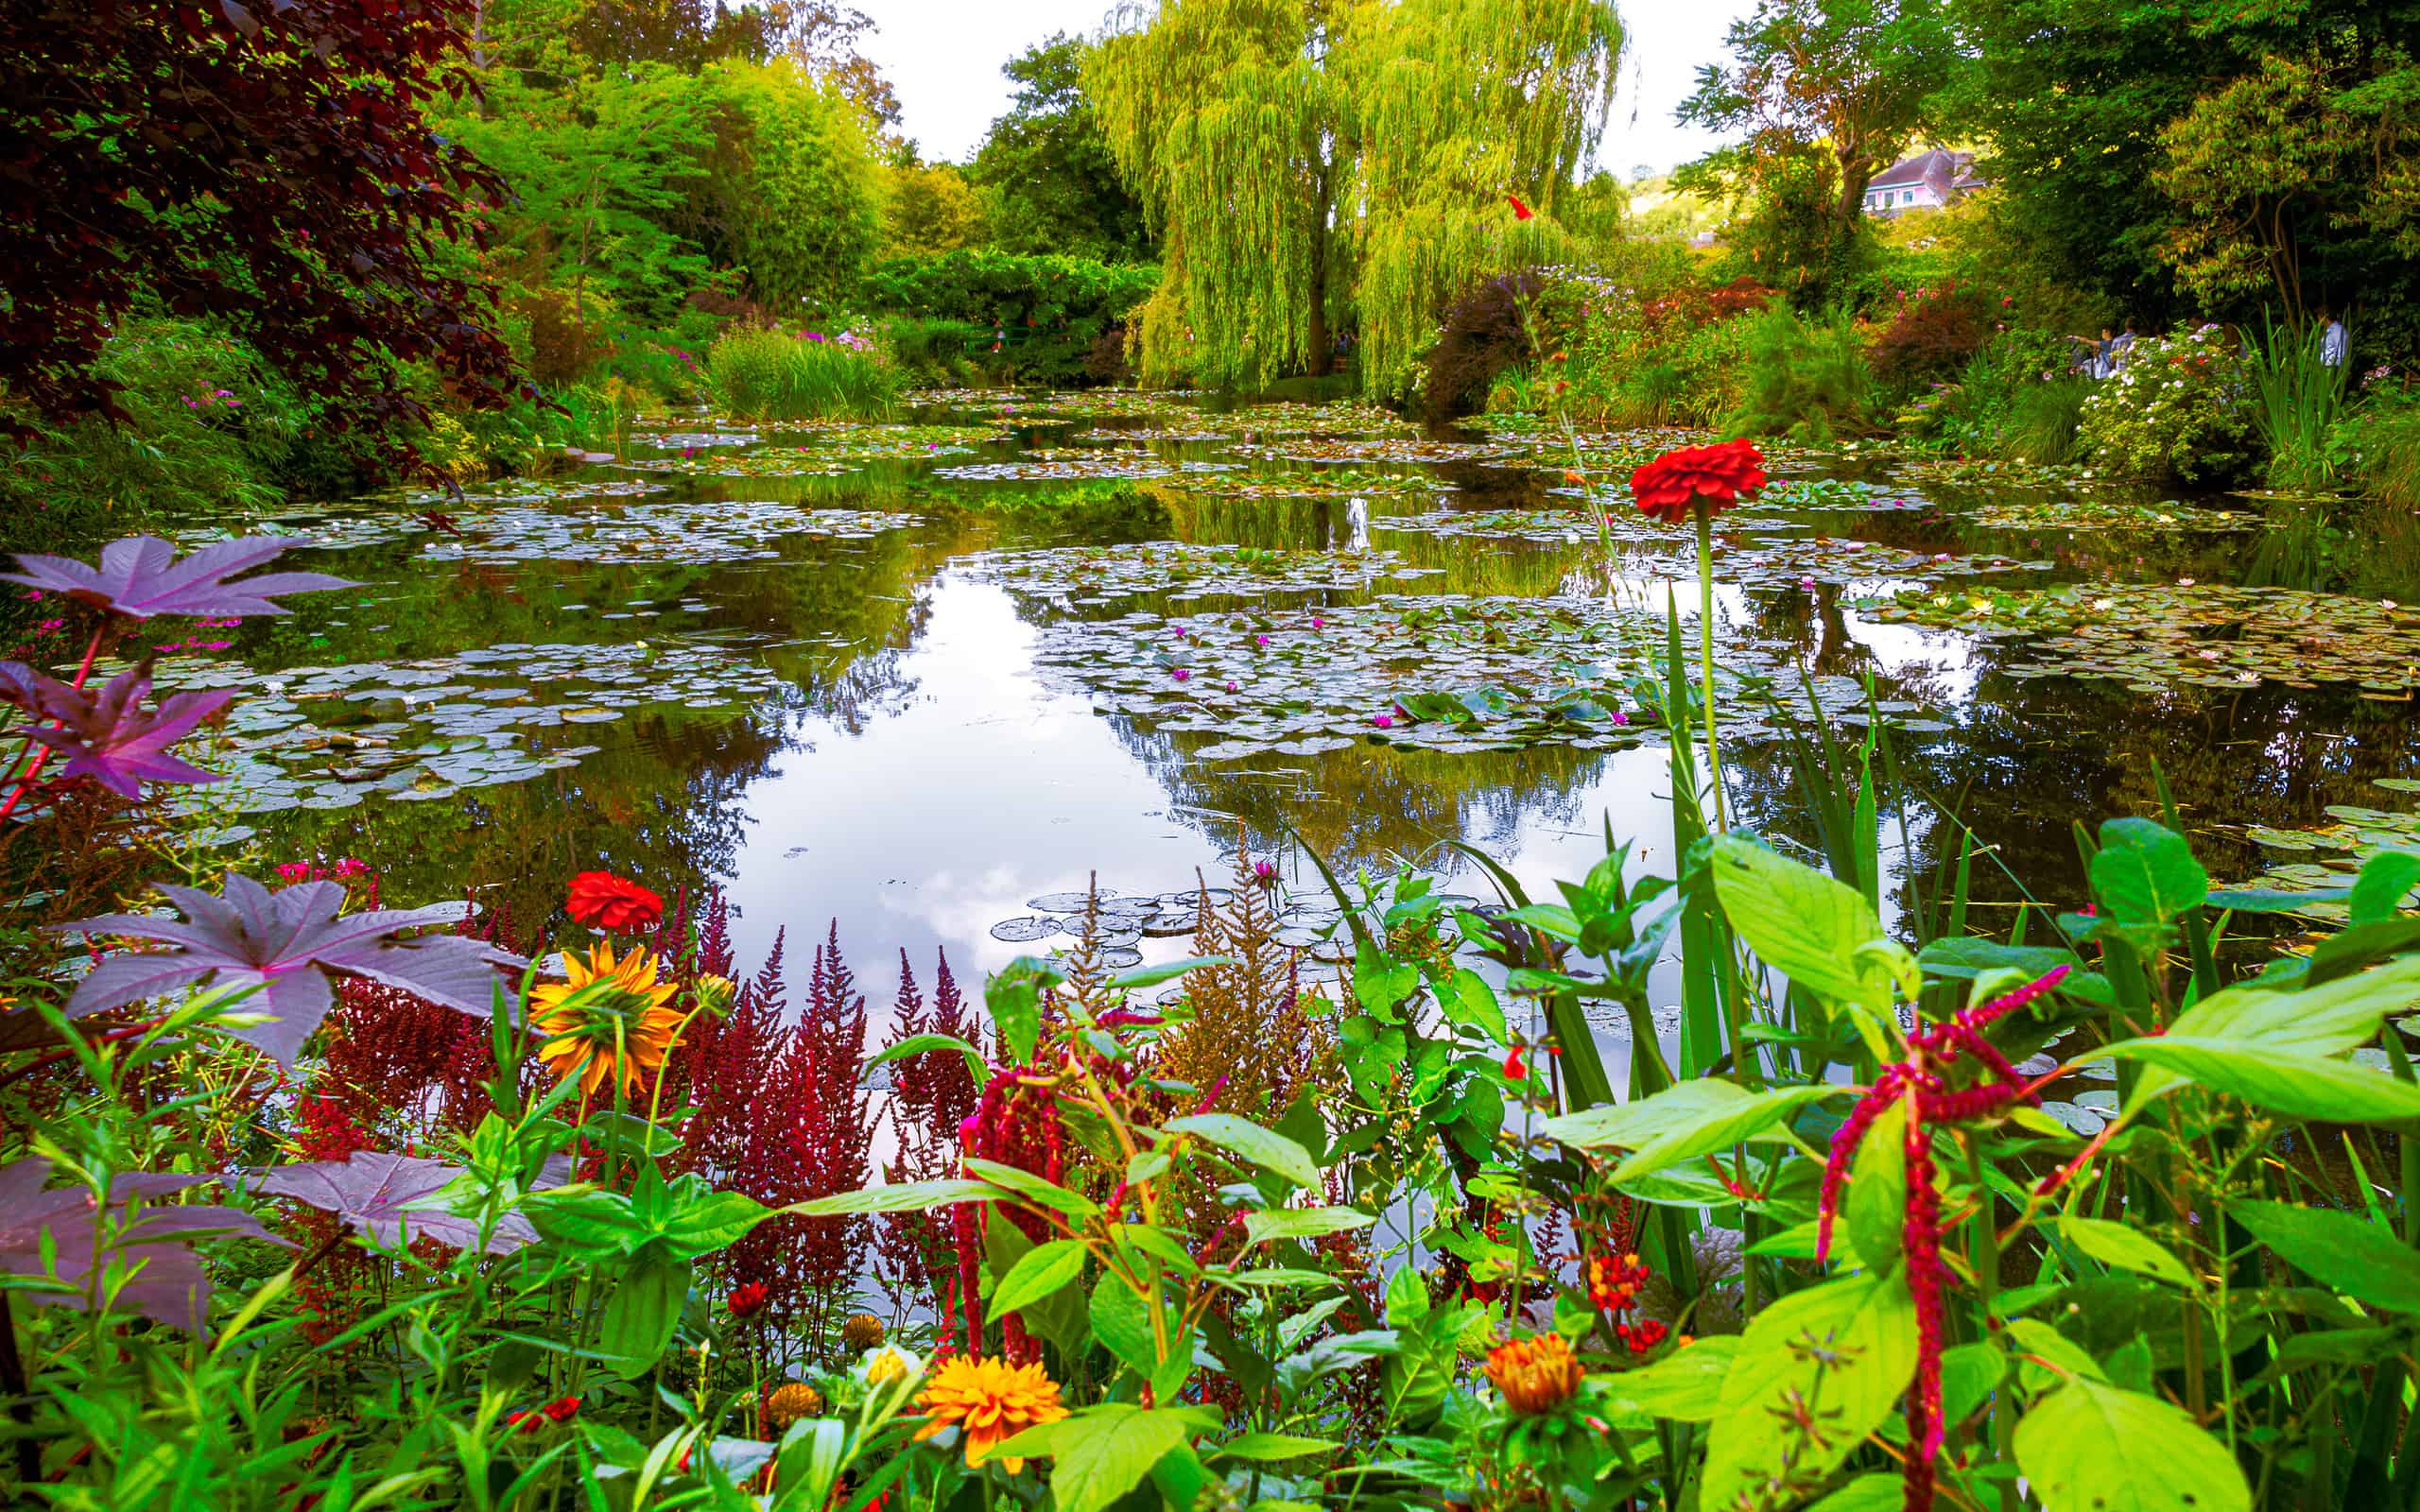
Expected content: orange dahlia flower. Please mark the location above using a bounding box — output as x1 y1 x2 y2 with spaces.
912 1355 1067 1472
1485 1332 1583 1417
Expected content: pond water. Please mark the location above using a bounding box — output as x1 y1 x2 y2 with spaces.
55 390 2420 1045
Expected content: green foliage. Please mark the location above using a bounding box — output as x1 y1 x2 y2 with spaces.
1727 302 1874 441
2247 314 2353 490
1088 0 1623 394
862 250 1160 387
705 328 900 421
711 56 886 314
882 163 987 259
2075 324 2259 483
2340 380 2420 508
970 33 1154 264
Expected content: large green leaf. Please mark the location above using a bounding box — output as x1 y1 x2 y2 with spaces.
2056 1216 2193 1288
1845 1100 1909 1274
2102 1038 2420 1123
963 1158 1099 1218
2350 848 2420 924
1241 1207 1376 1247
1806 1477 1902 1512
1611 1083 1839 1182
2014 1379 2249 1512
1700 1271 1920 1508
1598 1335 1738 1422
1547 1077 1825 1161
1163 1113 1320 1188
1708 835 1898 1012
599 1256 689 1380
2163 955 2420 1054
990 1404 1207 1512
986 957 1060 1068
1438 968 1508 1042
2089 817 2208 925
2229 1199 2420 1313
990 1238 1089 1318
785 1178 1002 1216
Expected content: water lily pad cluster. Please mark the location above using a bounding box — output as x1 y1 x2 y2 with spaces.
1229 438 1515 466
412 478 672 507
1070 426 1235 443
1166 468 1449 500
2235 785 2420 918
145 641 786 814
1214 402 1412 437
1374 507 1662 547
1966 498 2256 533
619 452 861 479
936 457 1243 483
782 421 1011 457
971 542 1442 605
1027 594 1668 758
1870 582 2420 696
418 503 917 566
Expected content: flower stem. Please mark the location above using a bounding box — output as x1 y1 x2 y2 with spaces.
1694 505 1727 833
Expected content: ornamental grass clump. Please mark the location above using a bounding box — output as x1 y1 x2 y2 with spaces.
706 326 900 421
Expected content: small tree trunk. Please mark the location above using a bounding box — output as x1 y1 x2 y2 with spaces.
1305 157 1334 377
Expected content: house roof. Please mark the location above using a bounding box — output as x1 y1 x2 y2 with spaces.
1869 147 1983 194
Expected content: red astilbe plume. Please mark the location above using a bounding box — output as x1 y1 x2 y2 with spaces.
1814 967 2068 1512
876 951 981 1306
715 925 874 1354
676 927 789 1181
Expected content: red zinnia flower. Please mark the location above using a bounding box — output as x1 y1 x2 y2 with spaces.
1628 439 1769 524
1507 193 1534 221
728 1280 769 1318
565 871 664 932
543 1394 581 1423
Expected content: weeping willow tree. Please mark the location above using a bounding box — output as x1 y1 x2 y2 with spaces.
1088 0 1622 395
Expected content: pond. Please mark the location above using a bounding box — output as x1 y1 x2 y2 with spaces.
59 389 2420 1045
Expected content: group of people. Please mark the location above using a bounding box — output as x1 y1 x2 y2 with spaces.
2067 311 2349 378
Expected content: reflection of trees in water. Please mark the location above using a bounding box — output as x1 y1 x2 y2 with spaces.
1099 713 1613 879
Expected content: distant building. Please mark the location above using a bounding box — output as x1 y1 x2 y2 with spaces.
1860 148 1985 217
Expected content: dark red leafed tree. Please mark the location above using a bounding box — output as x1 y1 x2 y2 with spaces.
0 0 523 433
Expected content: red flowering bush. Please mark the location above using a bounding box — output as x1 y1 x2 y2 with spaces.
1628 438 1769 524
565 870 664 932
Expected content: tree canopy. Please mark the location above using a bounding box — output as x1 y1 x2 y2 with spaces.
1087 0 1623 395
971 34 1154 265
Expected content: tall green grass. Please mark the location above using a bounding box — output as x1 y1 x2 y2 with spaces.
2248 314 2349 490
706 328 900 421
2002 375 2090 463
1726 304 1871 442
2342 396 2420 508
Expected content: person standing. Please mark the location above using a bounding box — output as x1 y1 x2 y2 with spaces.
2319 308 2349 369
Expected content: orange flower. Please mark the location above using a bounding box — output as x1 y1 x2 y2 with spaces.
912 1355 1067 1472
528 941 683 1097
565 870 663 931
1485 1332 1582 1416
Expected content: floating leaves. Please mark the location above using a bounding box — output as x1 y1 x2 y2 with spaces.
1229 438 1514 466
417 502 915 566
972 542 1440 604
1966 499 2256 533
1871 582 2420 696
141 640 788 813
1164 468 1446 500
937 457 1241 483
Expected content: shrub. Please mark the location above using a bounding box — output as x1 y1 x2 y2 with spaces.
883 317 991 387
1727 303 1873 442
862 249 1160 387
1868 282 1996 391
2339 375 2420 508
2075 323 2257 483
705 326 900 421
1424 270 1546 419
2002 374 2093 463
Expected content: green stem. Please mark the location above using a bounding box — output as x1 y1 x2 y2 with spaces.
1694 506 1727 833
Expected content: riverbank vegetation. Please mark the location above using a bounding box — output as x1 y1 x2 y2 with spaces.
9 0 2420 1508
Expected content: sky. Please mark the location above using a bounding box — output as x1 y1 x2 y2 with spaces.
849 0 1751 178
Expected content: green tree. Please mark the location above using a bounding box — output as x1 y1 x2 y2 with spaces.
1675 0 1954 299
1087 0 1622 395
883 163 988 258
1950 0 2419 349
710 56 885 312
970 33 1153 264
442 65 716 328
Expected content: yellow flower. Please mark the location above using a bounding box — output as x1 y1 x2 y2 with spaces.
528 941 683 1098
865 1346 917 1386
763 1382 825 1433
1485 1332 1582 1417
911 1355 1067 1472
693 974 737 1017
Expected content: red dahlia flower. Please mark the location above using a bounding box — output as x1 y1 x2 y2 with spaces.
1628 439 1769 524
565 871 664 932
728 1280 769 1318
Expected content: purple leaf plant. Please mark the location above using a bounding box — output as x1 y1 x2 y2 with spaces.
0 536 354 620
48 873 527 1068
0 661 234 799
0 1159 291 1331
254 1151 544 1256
